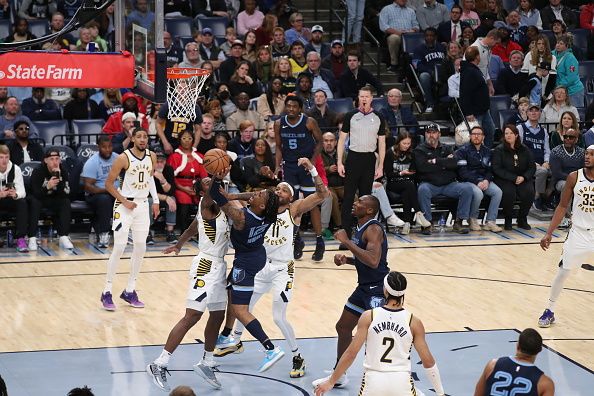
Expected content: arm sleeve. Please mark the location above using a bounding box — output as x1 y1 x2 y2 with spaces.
14 166 26 199
148 177 159 203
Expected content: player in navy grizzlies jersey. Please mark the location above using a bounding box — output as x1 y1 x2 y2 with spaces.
208 170 285 372
313 195 390 388
474 328 554 396
273 94 325 261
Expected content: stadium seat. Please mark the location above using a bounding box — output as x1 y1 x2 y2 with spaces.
19 161 41 190
178 36 194 49
28 19 49 38
498 109 516 130
0 20 10 39
76 144 99 164
490 95 511 118
194 16 228 38
34 120 69 146
541 30 554 45
570 29 589 55
46 145 76 161
165 17 193 38
371 97 388 113
71 119 104 144
501 0 518 11
577 107 586 122
402 32 424 57
586 92 594 107
578 61 594 80
326 98 354 114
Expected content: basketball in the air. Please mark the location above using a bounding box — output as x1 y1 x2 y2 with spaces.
203 148 231 175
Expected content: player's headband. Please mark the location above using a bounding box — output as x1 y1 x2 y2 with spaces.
588 145 594 151
384 275 405 297
278 182 294 197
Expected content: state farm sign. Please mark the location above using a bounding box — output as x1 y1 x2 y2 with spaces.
0 64 83 80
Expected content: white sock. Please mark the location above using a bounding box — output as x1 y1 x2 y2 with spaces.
233 329 243 339
104 239 127 293
203 351 215 365
126 230 148 292
292 348 299 357
154 349 171 367
547 266 572 312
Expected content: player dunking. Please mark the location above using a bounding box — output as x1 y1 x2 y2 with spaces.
313 195 390 388
215 157 330 378
101 128 159 310
147 178 230 391
315 271 446 396
473 328 554 396
208 170 285 372
274 95 325 261
538 145 594 327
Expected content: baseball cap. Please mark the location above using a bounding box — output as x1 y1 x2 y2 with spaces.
331 39 343 47
311 25 324 33
44 148 60 158
528 103 541 110
202 27 213 35
231 39 244 48
122 112 137 122
537 61 551 71
153 146 167 159
425 123 440 132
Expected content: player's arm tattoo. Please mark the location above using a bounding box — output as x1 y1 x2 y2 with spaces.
175 218 199 249
226 192 256 201
219 204 246 230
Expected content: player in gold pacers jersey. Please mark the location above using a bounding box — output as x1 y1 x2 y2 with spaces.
538 145 594 327
314 271 445 396
101 129 160 310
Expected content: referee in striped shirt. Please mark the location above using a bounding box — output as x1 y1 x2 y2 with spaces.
337 86 386 238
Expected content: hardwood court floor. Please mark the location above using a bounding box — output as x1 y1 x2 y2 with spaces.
0 228 593 373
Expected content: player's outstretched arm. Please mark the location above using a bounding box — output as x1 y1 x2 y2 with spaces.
314 311 372 395
208 169 246 229
473 358 497 396
541 171 577 251
163 218 199 255
334 225 383 268
292 157 330 217
412 316 445 396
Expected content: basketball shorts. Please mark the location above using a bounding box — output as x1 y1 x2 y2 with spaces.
186 252 228 312
112 198 150 234
358 371 425 396
253 258 295 302
228 255 267 305
282 161 315 198
561 226 594 269
345 283 386 317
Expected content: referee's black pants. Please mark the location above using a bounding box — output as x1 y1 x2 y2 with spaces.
341 151 376 236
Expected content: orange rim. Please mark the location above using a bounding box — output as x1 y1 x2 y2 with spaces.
167 67 211 79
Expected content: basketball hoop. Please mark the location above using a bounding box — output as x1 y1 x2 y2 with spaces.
166 67 210 123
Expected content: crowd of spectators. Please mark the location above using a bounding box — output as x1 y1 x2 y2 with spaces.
1 0 594 253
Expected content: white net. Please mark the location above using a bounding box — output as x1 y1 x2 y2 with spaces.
166 68 210 123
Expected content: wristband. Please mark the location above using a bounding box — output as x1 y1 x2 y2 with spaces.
309 167 319 178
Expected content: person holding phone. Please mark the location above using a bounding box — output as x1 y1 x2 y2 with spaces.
0 144 28 252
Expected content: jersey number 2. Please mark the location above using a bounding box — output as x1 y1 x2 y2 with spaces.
490 371 533 396
380 337 395 363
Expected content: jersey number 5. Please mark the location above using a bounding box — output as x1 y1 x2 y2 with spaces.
288 138 297 150
380 337 395 363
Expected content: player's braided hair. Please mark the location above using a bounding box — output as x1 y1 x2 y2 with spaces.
386 271 407 304
263 188 279 224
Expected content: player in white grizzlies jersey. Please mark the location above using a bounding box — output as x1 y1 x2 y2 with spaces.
147 177 232 391
101 128 159 310
214 157 329 378
538 145 594 327
314 271 445 396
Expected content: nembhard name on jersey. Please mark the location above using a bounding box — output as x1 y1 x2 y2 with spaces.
372 321 408 337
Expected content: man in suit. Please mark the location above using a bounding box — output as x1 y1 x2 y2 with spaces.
437 5 468 44
541 0 578 30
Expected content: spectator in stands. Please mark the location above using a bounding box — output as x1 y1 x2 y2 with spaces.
163 31 184 67
49 11 75 49
307 90 340 131
155 100 203 153
167 129 207 231
256 77 286 120
21 88 62 122
519 61 551 108
381 88 419 140
0 97 39 140
305 51 338 99
0 144 28 252
322 40 347 81
447 57 462 98
517 0 542 30
460 46 495 148
339 51 384 100
237 0 264 37
29 148 74 250
196 113 216 154
75 27 95 52
541 0 577 30
270 27 291 59
455 125 503 232
198 28 225 69
416 0 450 31
289 41 308 78
305 25 330 60
552 35 584 108
204 100 226 132
0 86 8 115
63 88 101 123
285 12 312 45
412 27 445 114
82 135 117 248
7 121 43 166
240 138 278 191
379 0 420 73
191 0 228 18
383 131 430 229
178 42 203 69
0 0 10 20
219 40 247 83
228 61 260 99
273 57 296 95
495 50 526 98
344 0 365 45
492 124 535 230
4 18 38 49
437 41 462 99
254 45 273 85
321 131 344 229
486 0 508 21
550 110 582 148
518 104 553 211
492 27 522 63
111 112 138 154
243 30 258 63
228 119 257 160
437 5 468 44
219 26 236 56
263 121 276 154
522 35 557 102
125 0 154 30
97 88 122 121
412 123 474 235
151 146 177 243
541 87 580 127
459 25 476 53
103 92 148 135
460 0 480 30
474 12 497 39
295 72 315 110
226 92 265 132
507 96 530 125
255 14 277 47
215 83 236 118
495 11 527 49
581 2 594 32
